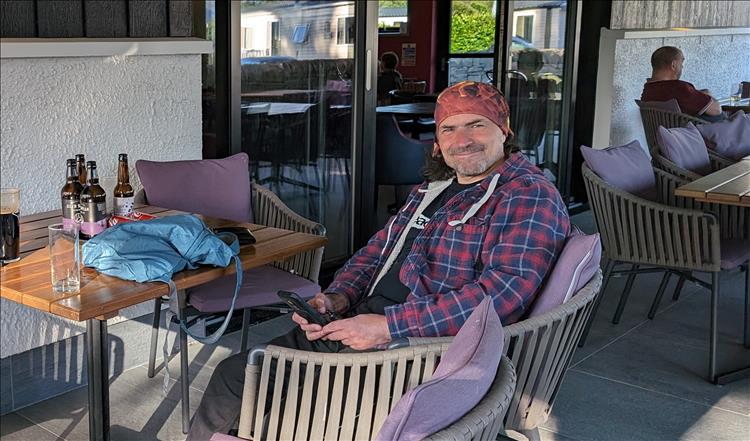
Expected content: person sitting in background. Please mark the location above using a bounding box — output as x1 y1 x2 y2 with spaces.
186 81 571 440
640 46 725 122
377 51 403 101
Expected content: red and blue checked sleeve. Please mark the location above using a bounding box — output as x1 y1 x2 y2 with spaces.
384 178 570 337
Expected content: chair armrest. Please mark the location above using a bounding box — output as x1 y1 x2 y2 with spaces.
251 183 326 282
708 150 734 170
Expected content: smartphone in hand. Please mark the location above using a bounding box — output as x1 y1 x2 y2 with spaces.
277 290 335 326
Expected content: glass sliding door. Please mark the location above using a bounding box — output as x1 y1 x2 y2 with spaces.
503 0 569 186
238 0 357 265
443 1 498 85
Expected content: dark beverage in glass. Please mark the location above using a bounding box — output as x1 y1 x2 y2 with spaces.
61 159 84 229
75 154 87 186
80 161 107 239
1 188 20 264
113 153 134 216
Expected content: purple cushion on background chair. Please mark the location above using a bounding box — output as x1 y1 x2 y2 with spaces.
188 265 321 313
580 140 657 201
656 123 712 175
136 153 252 222
635 98 682 113
696 110 750 160
527 232 602 317
376 296 503 441
720 239 750 270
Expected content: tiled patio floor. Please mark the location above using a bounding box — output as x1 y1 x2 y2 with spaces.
2 211 749 441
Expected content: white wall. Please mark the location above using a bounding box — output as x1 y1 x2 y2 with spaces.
0 52 203 358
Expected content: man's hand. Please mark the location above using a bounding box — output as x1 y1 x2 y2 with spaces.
321 314 391 350
291 292 350 342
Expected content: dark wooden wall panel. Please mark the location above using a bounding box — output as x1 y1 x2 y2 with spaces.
169 0 193 37
611 0 750 29
0 1 36 37
85 0 128 38
129 0 167 37
37 0 84 38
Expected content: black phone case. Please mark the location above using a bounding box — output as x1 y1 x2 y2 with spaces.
277 290 330 326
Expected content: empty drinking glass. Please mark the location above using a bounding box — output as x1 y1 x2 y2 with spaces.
730 83 742 103
48 223 80 293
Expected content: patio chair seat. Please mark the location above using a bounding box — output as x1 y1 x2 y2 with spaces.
721 239 750 270
188 265 320 313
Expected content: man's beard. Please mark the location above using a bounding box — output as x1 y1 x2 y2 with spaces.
446 144 500 177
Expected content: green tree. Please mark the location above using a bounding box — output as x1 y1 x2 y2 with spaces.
450 0 495 53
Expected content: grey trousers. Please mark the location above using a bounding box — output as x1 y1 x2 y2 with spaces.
186 321 341 441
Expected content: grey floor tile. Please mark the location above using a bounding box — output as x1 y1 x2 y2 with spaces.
544 370 750 441
503 428 582 441
572 268 699 362
0 413 63 441
1 356 13 415
16 364 202 441
572 272 750 414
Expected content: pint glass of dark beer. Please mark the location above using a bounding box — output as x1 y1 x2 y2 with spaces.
1 188 20 264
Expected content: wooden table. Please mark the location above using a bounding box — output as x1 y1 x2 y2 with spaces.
377 102 436 139
0 205 327 441
675 156 750 208
718 96 750 113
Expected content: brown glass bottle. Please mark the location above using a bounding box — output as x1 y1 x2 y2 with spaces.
75 154 87 186
80 161 107 239
114 153 135 216
61 159 84 229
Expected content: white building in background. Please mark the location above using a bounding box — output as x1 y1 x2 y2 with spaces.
240 1 355 60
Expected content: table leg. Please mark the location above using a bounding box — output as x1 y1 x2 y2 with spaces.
86 319 110 441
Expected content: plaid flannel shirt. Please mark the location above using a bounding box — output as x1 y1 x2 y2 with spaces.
326 153 570 338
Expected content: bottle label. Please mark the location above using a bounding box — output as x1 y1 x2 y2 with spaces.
114 196 135 216
80 200 107 236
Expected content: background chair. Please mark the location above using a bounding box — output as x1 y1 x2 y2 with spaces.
229 345 515 441
375 114 432 210
580 163 749 383
136 156 326 433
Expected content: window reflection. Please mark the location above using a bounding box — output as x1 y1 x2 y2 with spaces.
238 0 355 264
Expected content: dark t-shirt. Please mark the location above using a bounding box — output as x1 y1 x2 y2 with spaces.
640 79 712 117
377 70 403 99
354 180 477 315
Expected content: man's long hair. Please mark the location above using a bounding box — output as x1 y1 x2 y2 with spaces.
422 135 520 182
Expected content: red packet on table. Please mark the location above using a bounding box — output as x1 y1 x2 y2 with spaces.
108 211 157 227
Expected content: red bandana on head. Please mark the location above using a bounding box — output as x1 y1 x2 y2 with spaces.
432 81 513 156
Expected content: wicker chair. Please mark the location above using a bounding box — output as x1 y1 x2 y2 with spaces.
638 106 705 155
402 271 602 441
580 163 749 383
139 183 326 433
236 345 516 441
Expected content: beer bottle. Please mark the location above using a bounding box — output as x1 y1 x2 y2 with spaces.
114 153 134 216
61 159 84 229
80 161 107 239
75 154 87 186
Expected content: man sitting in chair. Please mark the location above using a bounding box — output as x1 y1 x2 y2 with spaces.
640 46 725 122
187 81 570 440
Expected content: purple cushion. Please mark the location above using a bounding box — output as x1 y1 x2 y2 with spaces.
527 232 602 317
696 110 750 160
188 265 320 313
136 153 252 222
656 123 711 175
635 98 682 113
209 434 243 441
376 297 503 441
720 239 750 270
580 140 657 201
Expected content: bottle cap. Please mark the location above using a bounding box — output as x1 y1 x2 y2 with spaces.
118 153 128 161
76 154 85 160
67 158 76 165
86 161 97 168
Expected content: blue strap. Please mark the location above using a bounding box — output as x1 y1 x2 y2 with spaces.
176 254 243 345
